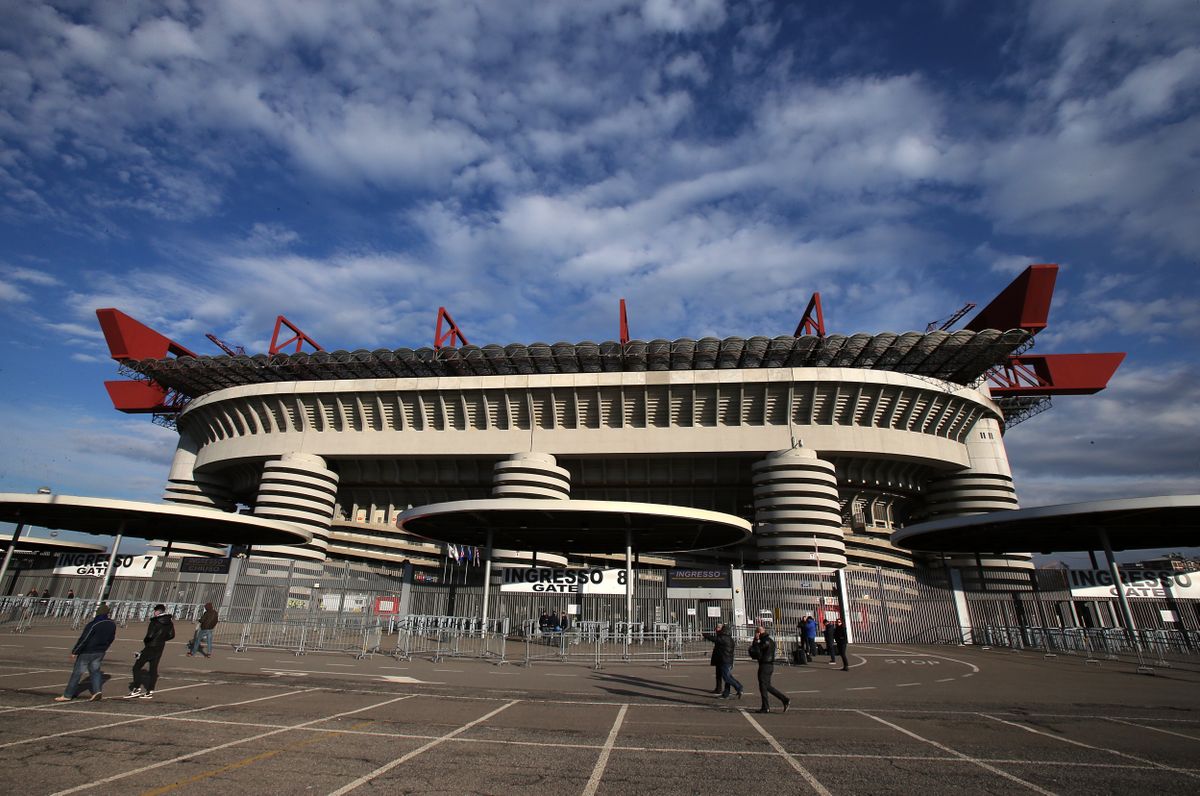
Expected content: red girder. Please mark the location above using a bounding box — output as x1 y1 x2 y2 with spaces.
619 299 630 344
987 353 1126 396
96 308 197 360
96 308 196 414
269 315 323 355
965 264 1058 334
794 292 826 337
434 307 469 348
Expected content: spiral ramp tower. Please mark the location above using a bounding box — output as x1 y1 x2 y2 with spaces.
153 438 233 557
251 453 339 562
489 452 569 569
913 416 1033 585
752 447 846 571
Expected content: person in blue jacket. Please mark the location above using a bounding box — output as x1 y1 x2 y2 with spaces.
55 603 117 702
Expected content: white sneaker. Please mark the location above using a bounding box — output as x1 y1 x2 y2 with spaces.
139 690 154 699
123 688 144 699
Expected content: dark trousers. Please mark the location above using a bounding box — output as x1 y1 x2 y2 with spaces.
132 645 164 691
757 664 788 710
713 665 722 691
804 636 817 660
837 642 849 670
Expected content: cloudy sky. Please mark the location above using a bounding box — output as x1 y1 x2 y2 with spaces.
1 1 1197 561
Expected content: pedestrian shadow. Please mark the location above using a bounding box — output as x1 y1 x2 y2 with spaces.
591 671 741 705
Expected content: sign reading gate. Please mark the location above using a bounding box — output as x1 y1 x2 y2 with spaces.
499 567 627 594
1067 569 1200 599
53 553 158 579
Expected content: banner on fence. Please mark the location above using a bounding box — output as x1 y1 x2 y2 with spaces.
53 553 157 579
499 567 627 594
1067 569 1200 599
179 557 232 575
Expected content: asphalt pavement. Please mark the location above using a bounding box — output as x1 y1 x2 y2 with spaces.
1 625 1198 795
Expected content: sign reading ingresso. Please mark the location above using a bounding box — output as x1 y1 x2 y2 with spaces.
666 568 731 589
179 557 232 575
499 567 628 594
53 553 157 579
1067 568 1200 600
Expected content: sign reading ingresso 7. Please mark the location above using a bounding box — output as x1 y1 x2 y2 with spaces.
499 567 628 594
53 553 158 579
1068 568 1200 599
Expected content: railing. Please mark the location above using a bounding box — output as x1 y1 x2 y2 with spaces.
977 624 1200 671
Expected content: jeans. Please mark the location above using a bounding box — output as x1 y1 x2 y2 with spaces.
719 662 742 696
194 628 214 656
64 652 105 697
804 636 817 660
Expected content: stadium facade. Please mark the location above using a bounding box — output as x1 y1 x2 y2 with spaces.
96 265 1124 587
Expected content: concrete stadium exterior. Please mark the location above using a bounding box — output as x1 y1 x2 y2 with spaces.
96 265 1124 585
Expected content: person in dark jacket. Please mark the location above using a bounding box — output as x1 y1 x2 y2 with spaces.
126 604 174 699
702 622 726 693
824 619 837 664
749 625 790 714
834 618 850 671
702 622 742 699
188 602 219 658
54 603 117 702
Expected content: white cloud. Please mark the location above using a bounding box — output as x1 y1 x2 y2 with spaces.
641 0 726 33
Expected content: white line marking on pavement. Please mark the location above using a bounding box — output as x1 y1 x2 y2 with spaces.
49 694 414 796
857 710 1057 795
1105 717 1200 741
846 686 876 691
742 710 832 795
327 700 519 795
582 704 627 796
980 714 1200 780
326 664 355 667
787 690 820 694
0 668 54 678
379 667 408 670
936 678 955 682
0 688 315 751
896 683 921 687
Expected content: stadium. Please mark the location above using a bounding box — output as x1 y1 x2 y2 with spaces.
27 263 1155 643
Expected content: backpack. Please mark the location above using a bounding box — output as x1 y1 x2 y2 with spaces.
748 642 760 661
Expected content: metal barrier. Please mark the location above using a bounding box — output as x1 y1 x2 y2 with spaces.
977 624 1200 672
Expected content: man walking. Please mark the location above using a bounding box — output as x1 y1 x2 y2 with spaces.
126 603 175 699
824 619 838 664
702 622 742 699
188 602 219 658
749 624 790 714
803 615 818 663
834 617 850 671
54 603 116 702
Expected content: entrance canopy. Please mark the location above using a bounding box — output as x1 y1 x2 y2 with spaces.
0 493 312 547
397 498 751 554
0 535 105 554
892 495 1200 553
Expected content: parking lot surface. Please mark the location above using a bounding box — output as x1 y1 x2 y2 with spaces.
1 626 1198 795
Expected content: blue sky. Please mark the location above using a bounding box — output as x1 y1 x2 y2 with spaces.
1 1 1197 562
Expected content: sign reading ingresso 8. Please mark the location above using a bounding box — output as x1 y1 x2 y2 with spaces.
53 553 158 579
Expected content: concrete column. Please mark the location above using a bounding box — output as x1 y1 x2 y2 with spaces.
752 447 845 571
254 453 339 562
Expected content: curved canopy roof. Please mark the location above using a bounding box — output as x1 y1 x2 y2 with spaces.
396 498 752 554
892 495 1200 554
0 534 106 554
125 329 1030 399
0 493 312 547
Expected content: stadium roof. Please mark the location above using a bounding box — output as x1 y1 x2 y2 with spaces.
125 328 1030 399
